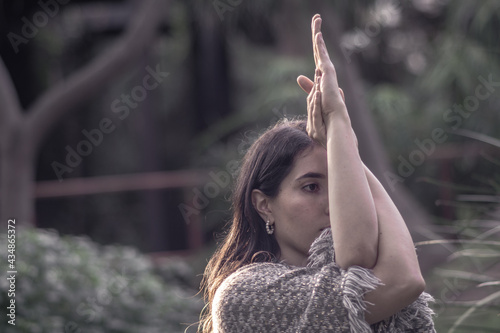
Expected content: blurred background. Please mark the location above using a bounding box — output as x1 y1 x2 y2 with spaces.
1 0 499 331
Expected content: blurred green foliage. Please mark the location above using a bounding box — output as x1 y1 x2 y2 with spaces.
419 133 500 332
424 217 500 332
0 228 202 333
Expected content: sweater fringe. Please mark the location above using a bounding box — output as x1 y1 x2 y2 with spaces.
307 228 435 332
307 228 335 269
373 292 436 332
342 265 382 333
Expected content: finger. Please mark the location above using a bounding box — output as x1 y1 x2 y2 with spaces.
311 15 321 67
311 15 319 63
306 82 316 134
312 16 322 68
297 75 314 94
339 88 345 102
312 90 323 141
306 79 315 105
308 69 322 134
315 32 334 72
315 68 322 87
307 69 320 105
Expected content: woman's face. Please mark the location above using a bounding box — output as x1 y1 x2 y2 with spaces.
269 144 330 267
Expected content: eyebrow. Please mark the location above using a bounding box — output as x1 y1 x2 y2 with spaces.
296 172 326 181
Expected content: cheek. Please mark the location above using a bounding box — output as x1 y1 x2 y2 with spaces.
276 193 315 226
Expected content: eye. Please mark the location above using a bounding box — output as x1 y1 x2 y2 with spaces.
303 183 319 192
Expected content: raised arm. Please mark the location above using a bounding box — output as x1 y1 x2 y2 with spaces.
305 15 378 270
362 166 425 324
300 14 426 324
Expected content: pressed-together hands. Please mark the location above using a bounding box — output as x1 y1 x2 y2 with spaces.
297 14 350 148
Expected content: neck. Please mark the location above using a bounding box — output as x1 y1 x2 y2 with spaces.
279 249 308 267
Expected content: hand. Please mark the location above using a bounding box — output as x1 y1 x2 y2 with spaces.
300 72 347 147
298 14 353 147
311 15 347 120
300 73 358 148
306 68 326 147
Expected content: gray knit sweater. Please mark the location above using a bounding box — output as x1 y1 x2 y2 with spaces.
212 229 435 332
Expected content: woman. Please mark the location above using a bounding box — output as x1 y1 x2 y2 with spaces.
198 14 435 333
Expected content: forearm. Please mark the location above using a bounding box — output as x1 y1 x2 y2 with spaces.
326 113 378 269
364 165 421 275
363 165 425 324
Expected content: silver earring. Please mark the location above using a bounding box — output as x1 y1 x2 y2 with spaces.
266 220 274 235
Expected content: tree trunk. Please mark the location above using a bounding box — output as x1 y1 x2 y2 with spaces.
0 124 35 231
0 0 166 227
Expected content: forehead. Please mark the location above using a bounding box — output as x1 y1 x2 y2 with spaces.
287 145 327 178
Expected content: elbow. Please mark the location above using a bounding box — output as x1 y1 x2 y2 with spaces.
413 274 426 296
400 273 426 305
408 265 426 294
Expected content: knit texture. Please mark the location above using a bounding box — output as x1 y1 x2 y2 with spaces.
212 228 435 332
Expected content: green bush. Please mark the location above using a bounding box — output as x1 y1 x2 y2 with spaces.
0 227 203 333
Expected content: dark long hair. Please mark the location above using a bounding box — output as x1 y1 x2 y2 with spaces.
198 119 314 333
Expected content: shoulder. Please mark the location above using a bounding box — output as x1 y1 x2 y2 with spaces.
211 260 374 332
213 228 340 308
211 233 383 333
215 262 290 299
212 262 292 331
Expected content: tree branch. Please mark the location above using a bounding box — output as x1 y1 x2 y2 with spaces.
25 0 166 148
0 56 23 132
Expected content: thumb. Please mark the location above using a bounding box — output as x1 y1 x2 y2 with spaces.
339 88 345 102
297 75 314 94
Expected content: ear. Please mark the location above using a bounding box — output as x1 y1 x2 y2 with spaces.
251 189 273 221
